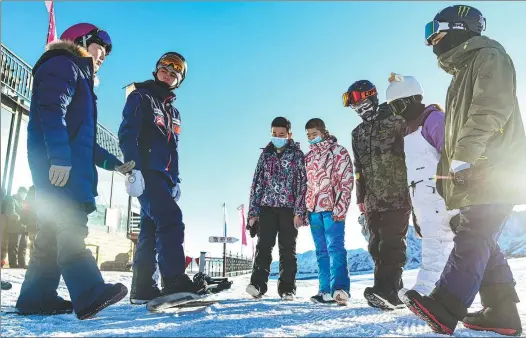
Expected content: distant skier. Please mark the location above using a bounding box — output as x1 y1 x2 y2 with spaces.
403 5 525 336
304 118 353 305
119 52 204 304
343 80 410 310
246 117 307 301
385 73 456 297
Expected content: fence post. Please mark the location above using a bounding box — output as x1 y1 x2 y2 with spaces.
198 251 206 274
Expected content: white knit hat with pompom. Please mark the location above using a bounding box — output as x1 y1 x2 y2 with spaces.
386 73 424 104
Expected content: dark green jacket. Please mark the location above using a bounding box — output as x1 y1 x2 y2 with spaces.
436 36 526 209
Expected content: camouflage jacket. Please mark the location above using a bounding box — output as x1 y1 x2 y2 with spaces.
351 104 411 212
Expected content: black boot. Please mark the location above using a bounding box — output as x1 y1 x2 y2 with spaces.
76 283 128 320
1 281 12 290
364 287 405 311
162 274 207 295
403 287 467 335
463 284 522 336
17 297 73 316
130 268 161 305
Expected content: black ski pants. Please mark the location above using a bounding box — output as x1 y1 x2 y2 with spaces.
366 207 410 294
250 207 298 296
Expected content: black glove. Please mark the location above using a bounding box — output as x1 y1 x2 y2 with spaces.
451 168 473 188
247 220 259 238
449 214 461 234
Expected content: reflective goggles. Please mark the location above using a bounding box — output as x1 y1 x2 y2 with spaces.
342 87 377 108
388 96 418 115
86 29 112 54
424 20 466 45
158 54 187 75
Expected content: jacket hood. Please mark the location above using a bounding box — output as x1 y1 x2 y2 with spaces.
134 80 176 102
438 36 506 74
33 40 93 76
309 134 338 151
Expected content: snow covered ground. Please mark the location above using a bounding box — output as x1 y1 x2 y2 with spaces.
2 257 526 337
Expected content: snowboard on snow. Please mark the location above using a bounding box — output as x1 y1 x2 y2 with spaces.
146 274 232 313
146 292 219 312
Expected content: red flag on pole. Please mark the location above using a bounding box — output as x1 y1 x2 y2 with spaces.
45 1 57 44
239 204 247 246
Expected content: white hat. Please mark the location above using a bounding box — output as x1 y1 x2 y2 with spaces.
386 73 424 104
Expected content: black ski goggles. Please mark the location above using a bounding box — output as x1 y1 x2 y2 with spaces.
388 96 419 115
82 29 112 55
424 20 467 46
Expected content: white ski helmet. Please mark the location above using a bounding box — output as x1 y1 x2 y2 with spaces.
386 73 424 104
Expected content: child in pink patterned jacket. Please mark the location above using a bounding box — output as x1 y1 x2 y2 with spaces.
305 118 354 305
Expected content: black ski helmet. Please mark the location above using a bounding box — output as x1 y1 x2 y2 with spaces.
342 80 379 108
154 52 188 89
434 5 486 35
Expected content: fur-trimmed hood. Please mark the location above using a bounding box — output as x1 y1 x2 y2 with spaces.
47 40 91 58
33 39 95 77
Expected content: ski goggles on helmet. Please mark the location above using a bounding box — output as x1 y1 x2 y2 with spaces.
342 87 377 108
157 53 187 75
388 96 419 115
84 29 112 55
425 20 466 46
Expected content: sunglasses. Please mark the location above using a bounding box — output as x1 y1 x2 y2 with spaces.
342 87 377 108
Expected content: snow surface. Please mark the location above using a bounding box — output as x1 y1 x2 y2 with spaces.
276 212 526 275
2 258 526 337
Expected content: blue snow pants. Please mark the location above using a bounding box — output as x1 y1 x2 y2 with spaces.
437 204 514 307
133 170 185 291
309 211 350 295
16 201 110 314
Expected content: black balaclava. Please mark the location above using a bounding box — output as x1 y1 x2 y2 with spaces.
153 71 174 91
433 30 479 57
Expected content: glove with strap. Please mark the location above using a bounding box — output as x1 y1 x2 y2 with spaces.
125 170 145 197
172 183 181 202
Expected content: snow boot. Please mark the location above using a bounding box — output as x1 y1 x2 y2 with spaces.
1 280 12 290
364 287 404 310
403 287 467 335
129 265 163 304
333 290 350 306
17 297 73 316
246 284 263 299
462 284 522 336
76 283 128 320
162 274 208 296
310 292 336 305
130 286 161 305
281 292 295 301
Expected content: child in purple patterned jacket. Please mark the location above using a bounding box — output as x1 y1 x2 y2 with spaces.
246 117 307 301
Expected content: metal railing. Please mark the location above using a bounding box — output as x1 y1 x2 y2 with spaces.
198 251 253 277
1 44 33 104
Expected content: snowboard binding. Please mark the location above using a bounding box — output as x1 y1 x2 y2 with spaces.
193 272 233 294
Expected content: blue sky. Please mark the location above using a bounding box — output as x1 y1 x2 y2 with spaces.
2 1 526 259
